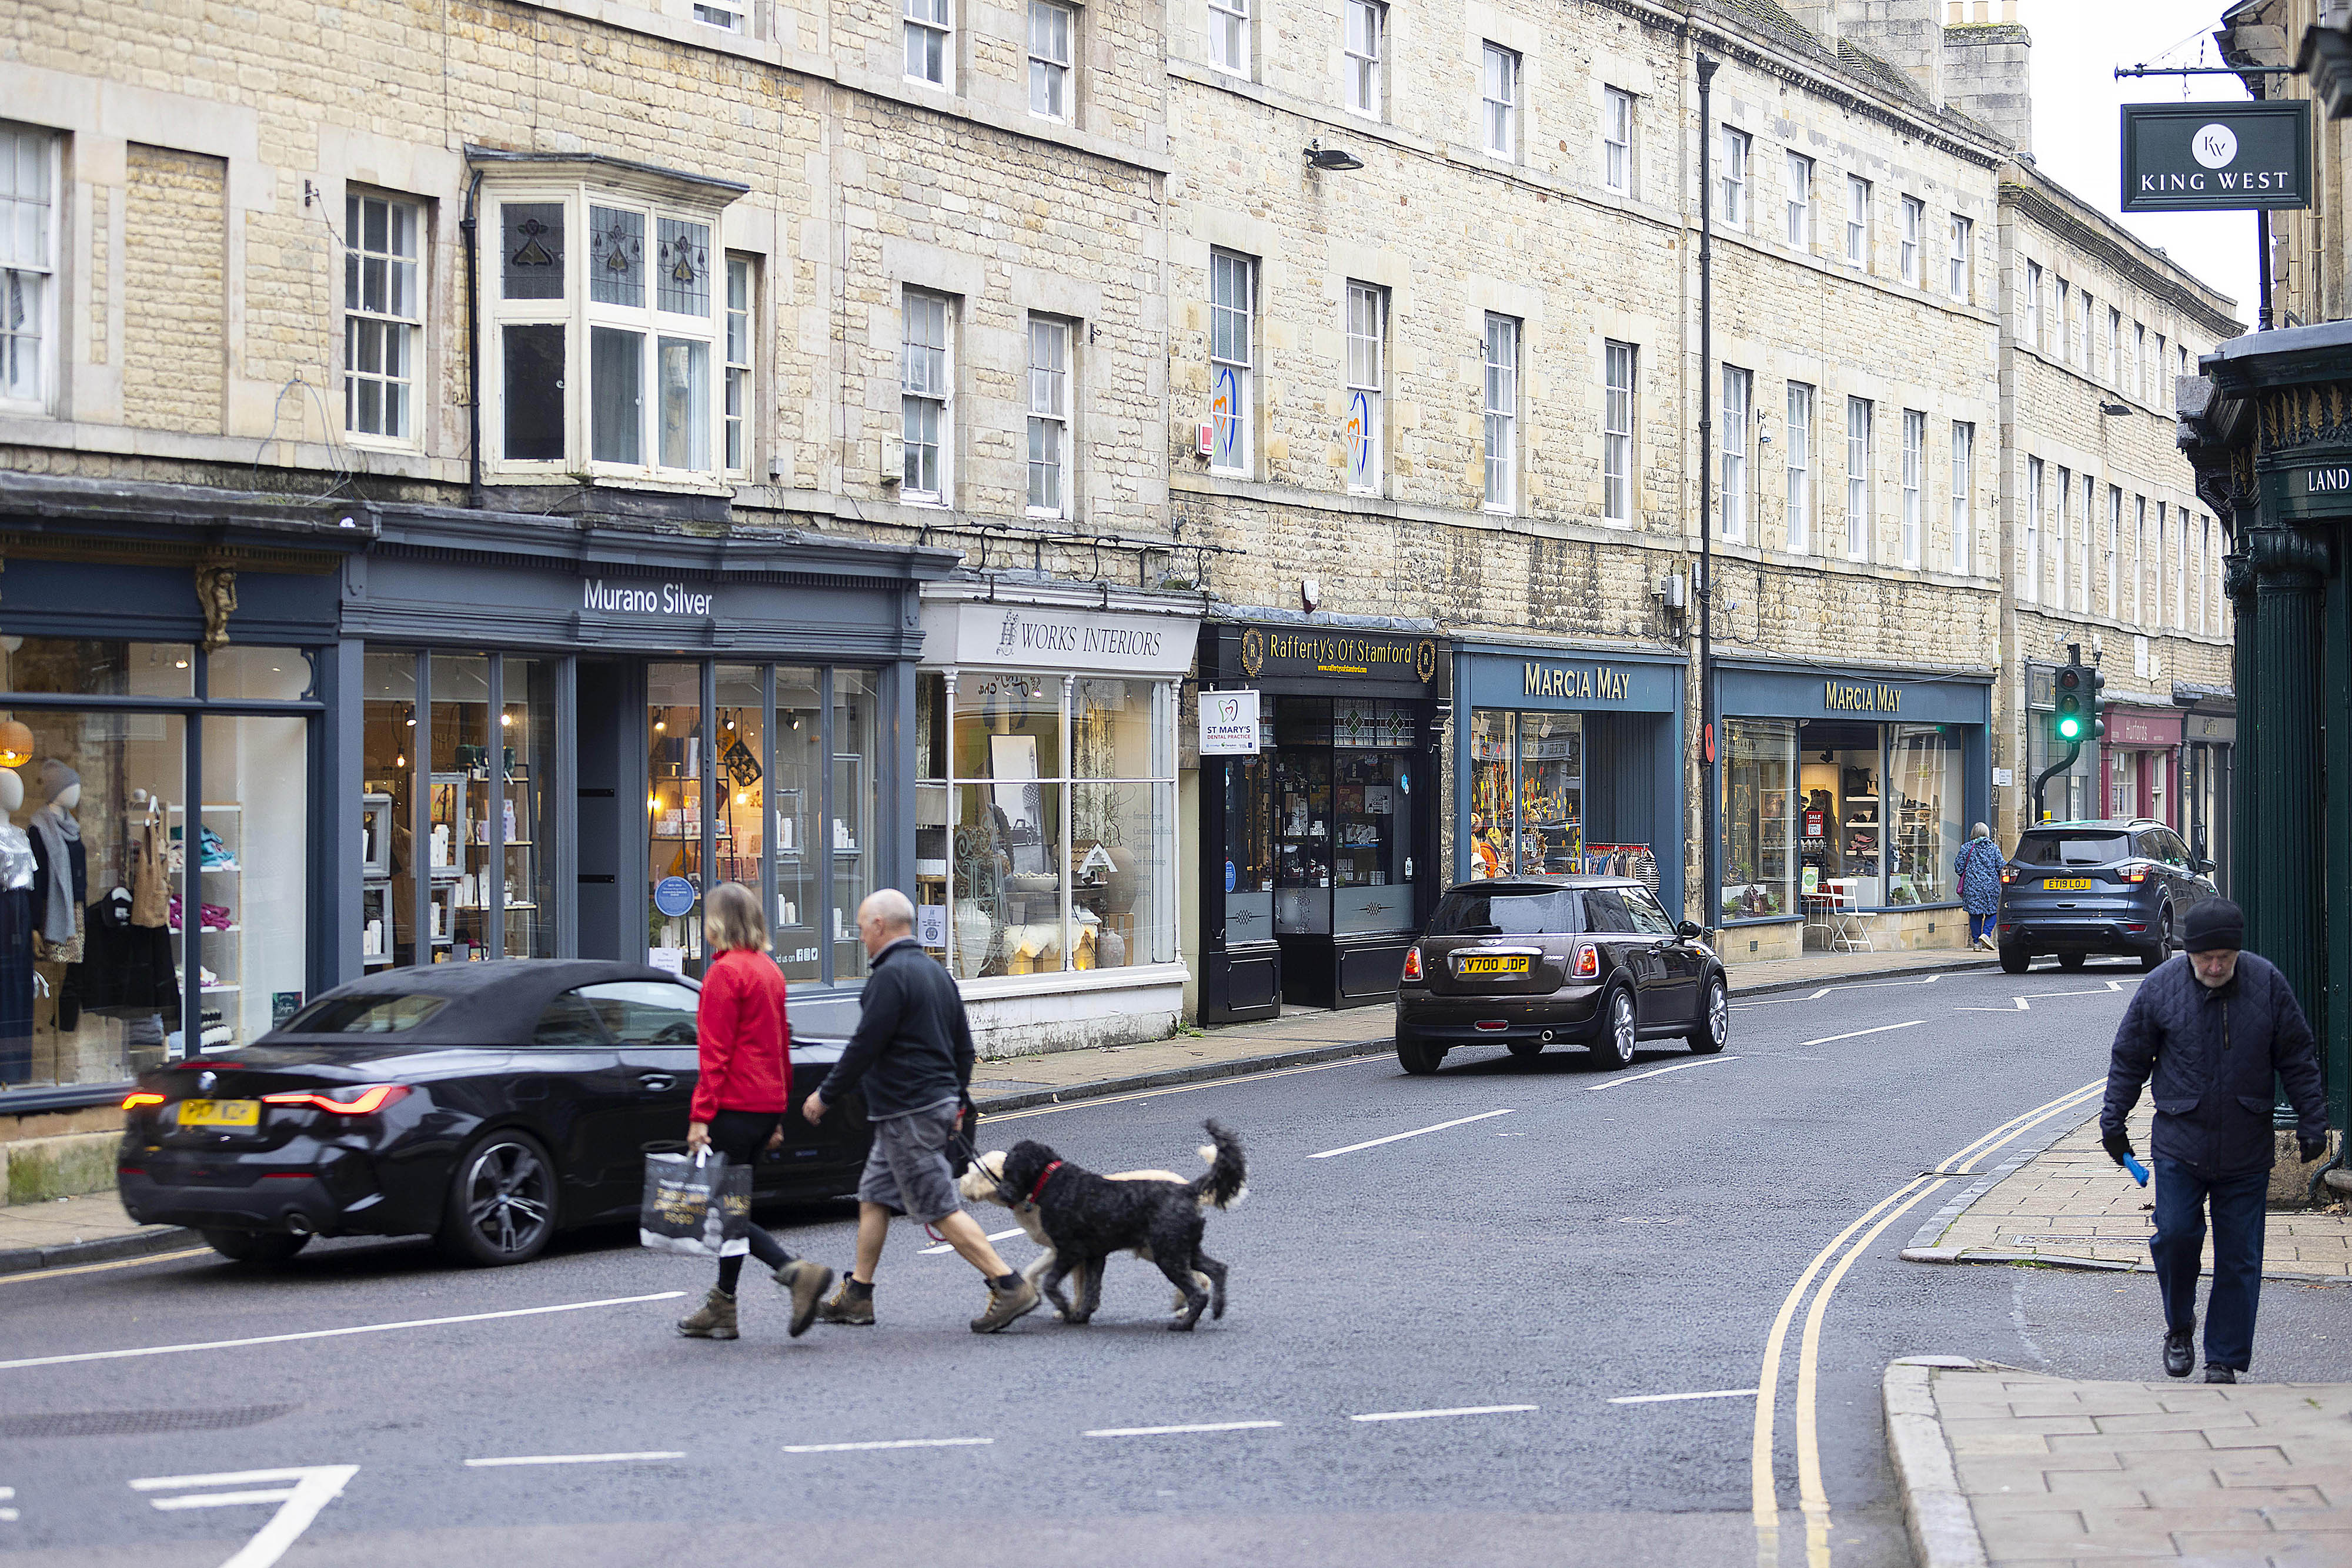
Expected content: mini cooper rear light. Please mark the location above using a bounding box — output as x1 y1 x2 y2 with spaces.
1572 943 1599 980
1401 947 1423 982
261 1084 412 1115
121 1092 165 1110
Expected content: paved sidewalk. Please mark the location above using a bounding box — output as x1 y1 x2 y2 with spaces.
1886 1357 2352 1567
1904 1107 2352 1284
1723 944 1997 991
0 1189 191 1273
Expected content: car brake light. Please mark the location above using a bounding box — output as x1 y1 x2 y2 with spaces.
2120 864 2148 884
1572 943 1599 980
1999 868 2016 884
1402 947 1423 982
121 1092 165 1110
261 1084 412 1115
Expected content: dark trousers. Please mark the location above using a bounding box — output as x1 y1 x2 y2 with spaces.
2150 1157 2269 1372
1969 911 1996 942
707 1109 795 1294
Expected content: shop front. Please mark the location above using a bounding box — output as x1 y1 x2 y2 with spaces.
341 506 949 991
2102 704 2185 829
2181 707 2234 894
1451 642 1685 911
1716 661 1990 959
0 496 355 1111
1197 616 1446 1020
915 580 1201 1054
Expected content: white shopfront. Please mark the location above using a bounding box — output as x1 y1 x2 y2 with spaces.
916 581 1204 1055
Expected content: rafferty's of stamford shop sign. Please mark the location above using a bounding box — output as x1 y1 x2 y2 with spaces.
1241 628 1439 683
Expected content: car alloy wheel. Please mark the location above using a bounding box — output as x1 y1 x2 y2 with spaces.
1689 977 1728 1055
1593 988 1636 1071
442 1132 556 1266
2140 909 2173 973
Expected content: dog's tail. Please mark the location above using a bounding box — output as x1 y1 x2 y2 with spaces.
1190 1119 1248 1210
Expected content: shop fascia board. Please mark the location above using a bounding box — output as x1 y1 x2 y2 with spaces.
0 471 377 567
1206 603 1440 636
359 502 958 585
1451 634 1686 666
1709 653 1995 684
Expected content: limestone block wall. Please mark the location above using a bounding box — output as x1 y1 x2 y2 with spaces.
122 145 227 434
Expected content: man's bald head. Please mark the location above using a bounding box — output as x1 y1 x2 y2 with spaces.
857 888 917 957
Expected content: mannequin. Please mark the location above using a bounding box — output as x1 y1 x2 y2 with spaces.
0 768 35 1083
28 760 85 965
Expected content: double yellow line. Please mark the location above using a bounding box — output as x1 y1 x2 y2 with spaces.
1749 1076 2105 1568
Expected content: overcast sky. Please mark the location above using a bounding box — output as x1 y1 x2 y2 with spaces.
2019 0 2259 327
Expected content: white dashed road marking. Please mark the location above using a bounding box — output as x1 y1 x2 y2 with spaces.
1084 1422 1282 1437
920 1228 1027 1256
0 1292 688 1372
0 1485 15 1523
780 1437 993 1453
1584 1057 1739 1092
1609 1388 1760 1405
1308 1110 1513 1158
132 1466 357 1568
1348 1405 1537 1423
1800 1021 1923 1048
465 1452 686 1468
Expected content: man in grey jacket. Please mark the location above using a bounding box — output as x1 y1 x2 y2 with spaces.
2101 898 2328 1383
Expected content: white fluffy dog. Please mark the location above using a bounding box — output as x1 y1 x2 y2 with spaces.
957 1144 1239 1318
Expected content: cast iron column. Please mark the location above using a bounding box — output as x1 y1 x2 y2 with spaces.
2242 521 2327 1012
1697 54 1719 931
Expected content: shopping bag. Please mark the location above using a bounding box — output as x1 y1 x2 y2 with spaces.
639 1149 753 1258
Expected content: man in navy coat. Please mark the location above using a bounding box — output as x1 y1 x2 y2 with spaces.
2101 898 2329 1382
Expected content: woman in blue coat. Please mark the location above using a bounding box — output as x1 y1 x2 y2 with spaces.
1954 823 2004 950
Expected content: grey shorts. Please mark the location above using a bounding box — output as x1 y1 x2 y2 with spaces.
857 1098 963 1226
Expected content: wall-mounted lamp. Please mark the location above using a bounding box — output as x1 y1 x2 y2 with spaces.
1305 141 1364 172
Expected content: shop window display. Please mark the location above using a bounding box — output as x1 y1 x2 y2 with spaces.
1220 750 1274 948
1793 723 1883 907
1269 697 1414 937
831 670 878 979
774 667 823 981
1721 717 1797 921
1467 707 1648 884
647 661 704 972
362 650 423 969
1886 724 1961 906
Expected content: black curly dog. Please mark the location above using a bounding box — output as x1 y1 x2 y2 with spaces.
995 1121 1245 1330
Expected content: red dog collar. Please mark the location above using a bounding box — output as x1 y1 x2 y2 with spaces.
1025 1159 1064 1206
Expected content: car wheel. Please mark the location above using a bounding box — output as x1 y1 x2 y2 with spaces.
1396 1039 1445 1076
1505 1039 1545 1060
1591 988 1637 1071
201 1228 310 1266
1687 974 1729 1055
438 1130 558 1267
1999 944 2031 975
2140 910 2173 973
2058 953 2087 971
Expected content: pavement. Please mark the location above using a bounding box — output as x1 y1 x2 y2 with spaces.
1886 1358 2352 1567
15 959 2352 1568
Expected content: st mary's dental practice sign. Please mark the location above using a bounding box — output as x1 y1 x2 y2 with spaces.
2121 101 2311 213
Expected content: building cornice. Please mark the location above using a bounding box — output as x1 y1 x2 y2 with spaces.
2001 170 2242 340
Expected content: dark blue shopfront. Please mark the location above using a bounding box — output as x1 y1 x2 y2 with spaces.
1715 661 1990 931
1451 644 1686 914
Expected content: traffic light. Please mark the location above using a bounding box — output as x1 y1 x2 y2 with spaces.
2086 660 2106 742
2053 663 2086 744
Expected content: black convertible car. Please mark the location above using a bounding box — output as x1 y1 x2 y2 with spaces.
116 960 874 1267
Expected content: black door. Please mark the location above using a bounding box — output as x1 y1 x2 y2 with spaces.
573 978 709 1178
1622 883 1701 1024
1583 888 1668 1025
514 988 644 1215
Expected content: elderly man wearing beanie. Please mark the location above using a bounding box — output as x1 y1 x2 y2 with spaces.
2100 897 2328 1383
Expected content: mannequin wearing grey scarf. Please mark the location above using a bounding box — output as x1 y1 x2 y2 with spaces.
29 759 83 948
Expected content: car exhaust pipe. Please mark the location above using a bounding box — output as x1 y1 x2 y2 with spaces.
285 1215 313 1238
1541 1029 1555 1042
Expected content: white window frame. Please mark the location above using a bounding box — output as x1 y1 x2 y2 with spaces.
1028 0 1074 121
2054 280 2070 365
2133 321 2147 399
1785 152 1813 249
2053 464 2070 609
1603 88 1634 195
343 190 423 445
1208 249 1254 475
1719 128 1750 231
900 289 953 504
1950 420 1974 574
1344 280 1386 496
1845 396 1872 561
1025 313 1070 518
2157 502 2173 629
724 254 753 477
2076 291 2093 370
1719 365 1752 542
693 0 741 29
2025 262 2042 350
1482 44 1519 160
1899 196 1923 285
0 124 58 413
1845 175 1870 268
2107 306 2121 386
2133 495 2147 626
1786 382 1814 553
1208 0 1249 75
2155 333 2168 404
1899 409 1923 567
904 0 951 86
2023 457 2043 603
2077 473 2095 612
1603 339 1636 526
483 182 729 484
1482 312 1519 513
1344 0 1384 119
2105 485 2121 618
1948 215 1971 300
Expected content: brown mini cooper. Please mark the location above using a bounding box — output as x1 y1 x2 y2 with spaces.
1392 877 1729 1075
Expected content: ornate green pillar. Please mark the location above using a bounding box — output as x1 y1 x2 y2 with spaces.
2240 519 2327 1008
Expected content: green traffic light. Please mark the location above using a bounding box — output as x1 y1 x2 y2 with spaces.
2057 716 2082 740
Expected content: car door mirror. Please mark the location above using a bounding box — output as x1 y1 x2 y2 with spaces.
2196 858 2215 876
1676 920 1703 940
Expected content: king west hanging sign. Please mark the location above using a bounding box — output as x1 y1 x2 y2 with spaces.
2120 101 2311 213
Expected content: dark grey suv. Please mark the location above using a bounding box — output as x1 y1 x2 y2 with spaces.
1394 877 1728 1075
1996 818 2217 974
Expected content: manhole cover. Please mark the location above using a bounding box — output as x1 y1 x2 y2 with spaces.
0 1405 295 1439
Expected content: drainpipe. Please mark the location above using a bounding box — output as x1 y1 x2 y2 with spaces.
1698 55 1719 931
460 170 485 509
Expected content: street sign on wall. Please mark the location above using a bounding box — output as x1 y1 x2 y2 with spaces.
2121 101 2311 212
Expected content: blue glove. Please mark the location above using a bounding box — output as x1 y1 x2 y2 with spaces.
2123 1154 2149 1187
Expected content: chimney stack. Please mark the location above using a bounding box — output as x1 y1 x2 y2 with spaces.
1943 2 2032 153
1784 1 1839 46
1835 2 1947 105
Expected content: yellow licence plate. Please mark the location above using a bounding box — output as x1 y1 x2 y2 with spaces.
1457 955 1531 975
2043 878 2094 891
177 1098 260 1129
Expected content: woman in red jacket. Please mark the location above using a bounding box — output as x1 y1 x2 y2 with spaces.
676 882 836 1342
